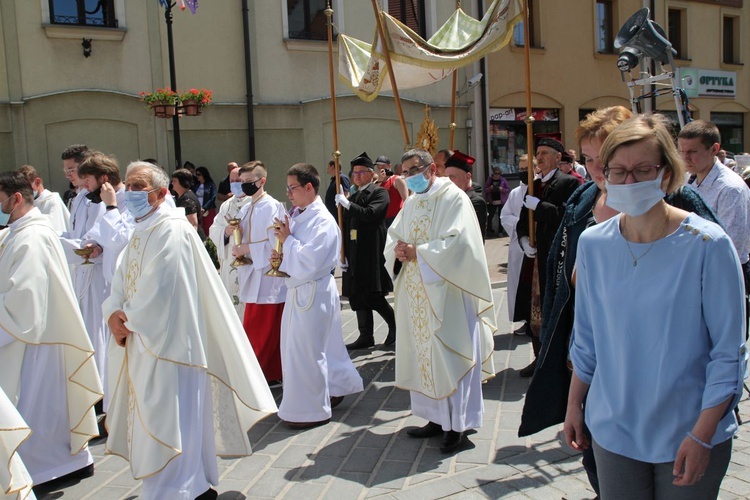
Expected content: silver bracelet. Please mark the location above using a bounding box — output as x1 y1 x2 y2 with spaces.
686 431 713 450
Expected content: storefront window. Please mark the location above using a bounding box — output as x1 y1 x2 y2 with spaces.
489 108 560 176
711 112 745 154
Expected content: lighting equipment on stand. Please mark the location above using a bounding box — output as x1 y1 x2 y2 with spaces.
614 8 691 129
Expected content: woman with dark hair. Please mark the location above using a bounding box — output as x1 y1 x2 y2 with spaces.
194 166 217 235
172 169 206 240
565 114 746 498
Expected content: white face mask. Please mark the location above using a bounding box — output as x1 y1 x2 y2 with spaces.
605 170 665 217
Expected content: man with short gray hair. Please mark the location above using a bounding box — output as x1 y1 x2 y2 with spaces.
103 164 277 499
385 149 496 453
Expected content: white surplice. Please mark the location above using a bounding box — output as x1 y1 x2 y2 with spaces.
0 209 102 485
59 190 108 381
102 204 277 497
0 387 34 500
34 189 70 234
84 187 133 288
277 197 363 423
384 179 496 432
208 194 252 317
500 183 527 322
235 194 286 305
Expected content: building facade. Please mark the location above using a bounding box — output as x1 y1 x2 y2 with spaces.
0 1 746 194
486 0 748 175
0 1 478 196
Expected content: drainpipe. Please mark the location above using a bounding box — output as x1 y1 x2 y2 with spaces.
242 0 256 160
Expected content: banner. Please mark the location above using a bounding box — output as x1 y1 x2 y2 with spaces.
338 0 523 102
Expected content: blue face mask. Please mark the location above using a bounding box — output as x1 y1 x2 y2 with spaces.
230 182 244 197
405 171 430 193
0 196 17 226
125 189 157 219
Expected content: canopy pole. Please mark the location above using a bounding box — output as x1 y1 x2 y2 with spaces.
522 0 535 247
371 0 410 148
449 1 460 150
325 3 346 264
449 73 457 150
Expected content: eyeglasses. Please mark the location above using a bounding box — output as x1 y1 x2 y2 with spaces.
405 164 430 177
63 167 77 174
603 164 663 184
351 170 372 177
286 184 303 193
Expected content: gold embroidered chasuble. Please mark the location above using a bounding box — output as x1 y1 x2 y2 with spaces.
385 180 496 400
102 206 277 480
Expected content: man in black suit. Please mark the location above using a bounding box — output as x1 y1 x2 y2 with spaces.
335 152 396 350
445 151 487 242
516 137 580 377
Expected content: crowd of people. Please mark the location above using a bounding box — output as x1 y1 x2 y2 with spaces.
0 108 748 499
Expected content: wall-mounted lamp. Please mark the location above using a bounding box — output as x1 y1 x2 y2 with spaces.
82 38 92 58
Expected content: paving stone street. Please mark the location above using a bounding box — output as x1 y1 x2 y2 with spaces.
35 237 750 499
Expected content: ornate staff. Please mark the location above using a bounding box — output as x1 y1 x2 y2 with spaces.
371 0 410 148
325 2 346 265
522 0 535 246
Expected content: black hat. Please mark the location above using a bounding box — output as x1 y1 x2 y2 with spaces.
350 151 374 169
560 152 573 163
536 137 566 155
444 150 476 172
375 155 391 165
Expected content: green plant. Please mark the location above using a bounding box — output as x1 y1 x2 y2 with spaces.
180 88 213 109
140 87 179 106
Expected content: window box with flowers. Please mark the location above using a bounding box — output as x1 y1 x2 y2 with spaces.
140 88 179 118
179 88 213 116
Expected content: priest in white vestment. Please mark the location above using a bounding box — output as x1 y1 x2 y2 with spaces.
273 163 363 429
385 149 496 454
0 172 102 486
500 156 531 332
209 165 251 318
18 164 70 234
232 162 286 383
103 164 277 500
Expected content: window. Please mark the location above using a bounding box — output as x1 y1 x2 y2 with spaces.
667 8 687 59
513 0 540 48
722 14 741 64
287 0 330 41
388 0 426 39
596 0 615 54
49 0 117 28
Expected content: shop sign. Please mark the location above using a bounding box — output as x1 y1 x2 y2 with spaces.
679 68 736 98
489 108 559 122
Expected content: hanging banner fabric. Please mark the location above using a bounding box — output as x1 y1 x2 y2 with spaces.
338 0 523 102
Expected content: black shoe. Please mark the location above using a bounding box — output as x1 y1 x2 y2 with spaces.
439 430 465 453
406 421 443 438
519 359 537 378
330 395 344 409
346 336 375 350
196 488 218 500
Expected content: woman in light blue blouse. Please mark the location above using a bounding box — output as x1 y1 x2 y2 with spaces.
564 114 747 499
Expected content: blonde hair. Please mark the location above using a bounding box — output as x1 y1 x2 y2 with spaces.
575 106 634 149
599 114 685 195
239 160 267 178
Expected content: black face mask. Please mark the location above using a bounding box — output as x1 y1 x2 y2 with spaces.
519 171 528 185
241 181 259 197
85 187 103 204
